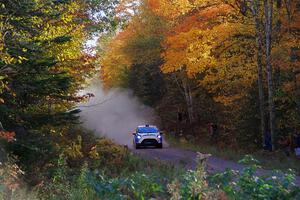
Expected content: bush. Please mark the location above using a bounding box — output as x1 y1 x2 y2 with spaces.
2 141 300 200
167 153 226 200
0 156 39 200
209 155 300 200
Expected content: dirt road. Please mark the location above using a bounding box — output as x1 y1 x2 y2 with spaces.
130 144 300 186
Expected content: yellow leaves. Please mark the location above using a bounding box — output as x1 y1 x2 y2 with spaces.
100 33 133 88
149 0 230 20
89 145 99 159
31 1 86 64
161 26 218 77
161 28 199 74
61 2 81 24
2 55 15 65
65 135 84 159
159 0 257 106
17 56 28 64
100 1 166 89
89 138 127 166
160 2 237 77
149 0 194 19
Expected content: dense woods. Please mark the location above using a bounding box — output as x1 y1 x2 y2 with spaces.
100 0 300 151
0 0 123 197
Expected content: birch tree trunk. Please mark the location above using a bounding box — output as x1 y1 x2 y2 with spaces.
182 76 195 124
173 71 195 124
251 0 266 148
264 0 275 151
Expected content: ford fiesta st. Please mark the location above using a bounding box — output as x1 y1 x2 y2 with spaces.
132 125 163 149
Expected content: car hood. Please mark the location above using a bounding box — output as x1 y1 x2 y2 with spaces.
138 132 158 136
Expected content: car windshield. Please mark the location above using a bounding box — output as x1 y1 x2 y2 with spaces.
137 127 158 133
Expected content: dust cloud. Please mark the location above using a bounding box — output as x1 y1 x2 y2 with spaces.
78 78 157 146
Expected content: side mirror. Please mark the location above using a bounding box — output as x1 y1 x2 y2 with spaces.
160 131 164 135
132 132 136 135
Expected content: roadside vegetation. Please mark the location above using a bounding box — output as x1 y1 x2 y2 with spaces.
166 133 300 175
1 134 300 199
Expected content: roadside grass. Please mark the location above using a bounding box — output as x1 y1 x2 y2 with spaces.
118 151 186 180
3 136 300 199
166 134 300 175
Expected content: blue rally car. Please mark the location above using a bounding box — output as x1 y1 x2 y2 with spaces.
132 125 163 149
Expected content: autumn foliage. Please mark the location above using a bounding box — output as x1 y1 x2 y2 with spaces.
0 131 15 142
100 0 300 149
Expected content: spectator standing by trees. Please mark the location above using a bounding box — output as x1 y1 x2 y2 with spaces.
264 129 272 151
278 136 291 156
294 131 300 157
208 123 219 143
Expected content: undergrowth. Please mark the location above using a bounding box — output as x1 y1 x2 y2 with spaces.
1 131 300 199
166 133 300 175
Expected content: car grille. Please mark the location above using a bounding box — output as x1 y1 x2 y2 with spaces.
141 139 158 145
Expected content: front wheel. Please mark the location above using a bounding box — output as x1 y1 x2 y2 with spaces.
156 143 163 149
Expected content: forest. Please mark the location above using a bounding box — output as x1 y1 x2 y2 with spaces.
101 0 300 151
0 0 300 199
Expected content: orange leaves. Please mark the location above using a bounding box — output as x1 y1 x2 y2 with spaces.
100 0 166 89
148 0 232 20
148 0 194 19
172 4 233 33
161 3 236 77
161 28 205 75
148 0 160 10
0 131 15 142
100 32 133 89
159 0 258 106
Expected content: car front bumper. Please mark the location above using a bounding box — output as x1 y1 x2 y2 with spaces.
135 136 162 145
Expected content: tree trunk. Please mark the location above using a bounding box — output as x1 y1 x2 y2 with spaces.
264 0 275 151
251 0 266 148
182 77 195 123
173 72 195 124
293 68 300 116
285 0 300 119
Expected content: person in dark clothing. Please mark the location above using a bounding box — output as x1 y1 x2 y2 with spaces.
278 136 290 156
295 133 300 147
212 124 218 137
177 112 183 122
209 123 219 142
264 129 272 151
208 123 213 135
294 132 300 156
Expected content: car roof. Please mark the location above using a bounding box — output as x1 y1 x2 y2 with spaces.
137 125 157 128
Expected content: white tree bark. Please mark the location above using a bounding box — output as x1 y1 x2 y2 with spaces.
264 0 275 151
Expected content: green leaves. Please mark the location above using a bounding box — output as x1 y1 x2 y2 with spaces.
210 156 300 200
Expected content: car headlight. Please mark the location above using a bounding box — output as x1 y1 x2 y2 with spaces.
157 135 162 139
137 135 141 139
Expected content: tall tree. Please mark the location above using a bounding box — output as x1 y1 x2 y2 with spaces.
0 0 118 180
250 0 266 148
264 0 275 150
100 0 166 105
